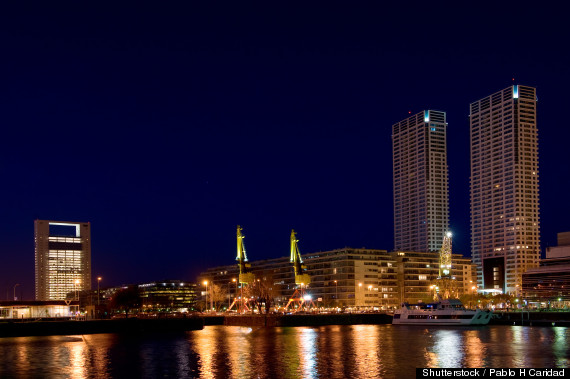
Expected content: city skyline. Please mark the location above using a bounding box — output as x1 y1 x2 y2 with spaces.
1 4 569 297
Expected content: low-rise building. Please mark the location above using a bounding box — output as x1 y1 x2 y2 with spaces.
0 300 79 319
522 232 570 304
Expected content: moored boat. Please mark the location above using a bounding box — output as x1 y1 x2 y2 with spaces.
392 298 492 325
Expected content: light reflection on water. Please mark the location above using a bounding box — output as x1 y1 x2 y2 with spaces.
0 326 568 378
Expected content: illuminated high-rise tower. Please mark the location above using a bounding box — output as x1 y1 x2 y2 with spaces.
392 110 450 252
469 85 540 294
35 220 91 300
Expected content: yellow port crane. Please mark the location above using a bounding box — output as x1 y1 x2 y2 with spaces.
285 229 314 312
432 231 459 300
228 225 255 313
439 231 453 278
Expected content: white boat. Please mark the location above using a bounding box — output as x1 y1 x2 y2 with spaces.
392 298 492 325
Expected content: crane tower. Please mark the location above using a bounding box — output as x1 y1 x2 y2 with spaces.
439 232 452 278
228 225 255 313
432 231 459 300
285 229 314 311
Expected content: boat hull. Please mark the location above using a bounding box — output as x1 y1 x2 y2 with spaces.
392 310 492 325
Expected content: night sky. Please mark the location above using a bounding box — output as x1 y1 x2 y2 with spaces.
1 3 569 299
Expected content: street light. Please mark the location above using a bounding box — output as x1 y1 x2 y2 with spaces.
358 282 362 308
203 281 208 312
13 284 20 301
97 277 102 306
334 280 338 308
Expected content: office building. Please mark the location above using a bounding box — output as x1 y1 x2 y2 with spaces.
138 280 199 311
35 220 91 300
469 85 540 294
392 110 450 252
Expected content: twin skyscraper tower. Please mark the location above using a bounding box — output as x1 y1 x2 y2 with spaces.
392 85 540 295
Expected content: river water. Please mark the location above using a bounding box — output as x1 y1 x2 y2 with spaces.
0 325 568 378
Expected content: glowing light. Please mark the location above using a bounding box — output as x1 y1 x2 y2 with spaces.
303 294 312 301
424 110 430 122
513 85 519 99
446 231 452 238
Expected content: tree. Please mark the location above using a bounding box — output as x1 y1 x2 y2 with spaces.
210 284 228 311
110 286 141 318
247 274 279 314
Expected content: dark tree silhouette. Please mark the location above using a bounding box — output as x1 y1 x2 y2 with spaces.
110 286 141 318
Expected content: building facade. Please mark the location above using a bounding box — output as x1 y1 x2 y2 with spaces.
0 300 79 319
138 280 199 311
35 220 92 300
522 232 570 304
392 110 450 252
469 85 540 294
199 248 474 310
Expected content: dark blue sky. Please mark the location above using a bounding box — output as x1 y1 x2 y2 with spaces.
1 3 569 298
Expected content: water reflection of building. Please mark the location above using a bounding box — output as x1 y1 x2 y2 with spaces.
522 232 570 304
199 248 475 309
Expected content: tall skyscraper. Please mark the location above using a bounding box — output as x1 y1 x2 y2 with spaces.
469 85 540 294
392 110 450 252
35 220 91 300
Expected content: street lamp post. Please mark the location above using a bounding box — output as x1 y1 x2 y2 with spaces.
97 277 102 306
334 280 338 308
358 282 362 309
232 278 238 313
210 283 214 311
13 284 20 301
203 281 208 313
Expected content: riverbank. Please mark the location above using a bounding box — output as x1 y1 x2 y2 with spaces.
490 311 570 326
3 311 569 338
0 317 204 338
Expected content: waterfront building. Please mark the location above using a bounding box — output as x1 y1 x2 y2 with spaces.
469 85 540 294
35 220 91 300
0 300 78 319
392 110 450 253
102 280 199 313
522 232 570 304
138 280 198 312
199 248 474 309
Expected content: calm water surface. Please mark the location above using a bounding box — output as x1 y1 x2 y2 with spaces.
0 325 568 378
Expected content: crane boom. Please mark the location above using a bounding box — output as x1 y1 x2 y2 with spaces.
236 225 254 284
290 229 310 286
